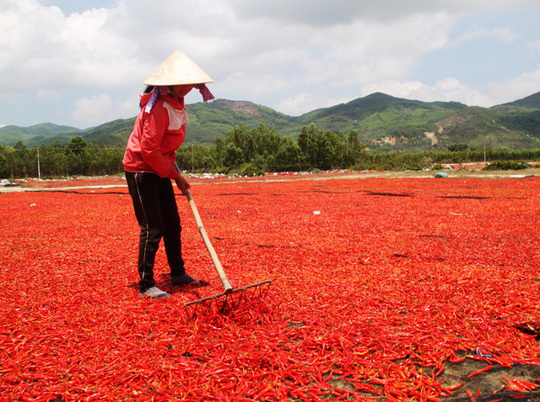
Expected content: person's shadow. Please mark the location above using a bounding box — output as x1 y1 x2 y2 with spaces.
127 274 210 295
158 273 211 295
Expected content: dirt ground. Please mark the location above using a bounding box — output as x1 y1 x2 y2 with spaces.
325 351 540 400
332 167 538 181
439 357 540 400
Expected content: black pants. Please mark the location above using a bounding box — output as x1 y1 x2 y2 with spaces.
125 172 185 291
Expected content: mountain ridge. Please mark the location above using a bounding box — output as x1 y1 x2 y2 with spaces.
1 91 539 152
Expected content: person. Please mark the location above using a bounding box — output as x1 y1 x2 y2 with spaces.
123 50 215 299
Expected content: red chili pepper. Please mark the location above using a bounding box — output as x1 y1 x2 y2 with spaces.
467 365 493 378
449 351 466 363
514 378 538 391
432 363 444 378
502 375 539 392
447 381 463 391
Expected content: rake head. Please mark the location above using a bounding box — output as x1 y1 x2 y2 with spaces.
184 279 272 320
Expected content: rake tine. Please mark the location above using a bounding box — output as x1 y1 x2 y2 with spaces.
184 290 231 307
242 280 272 301
203 297 215 316
262 280 272 297
256 280 272 299
183 280 273 319
245 286 260 304
184 301 197 321
216 294 232 314
184 293 218 320
232 289 245 309
237 279 273 295
184 303 196 320
226 280 272 309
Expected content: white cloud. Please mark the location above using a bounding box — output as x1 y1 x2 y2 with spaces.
36 90 62 101
452 26 521 46
528 39 540 55
361 77 492 106
0 0 539 127
115 94 141 119
275 92 353 116
228 0 538 25
0 0 143 93
71 93 114 125
71 91 141 126
487 65 540 105
414 78 492 106
208 9 455 115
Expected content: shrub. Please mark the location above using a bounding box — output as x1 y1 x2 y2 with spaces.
230 163 265 177
483 161 528 171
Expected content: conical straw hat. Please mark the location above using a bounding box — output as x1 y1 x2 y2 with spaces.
143 50 214 86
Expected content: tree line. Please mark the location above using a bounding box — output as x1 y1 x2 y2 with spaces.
1 123 538 179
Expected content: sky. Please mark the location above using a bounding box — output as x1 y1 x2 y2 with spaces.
1 0 539 129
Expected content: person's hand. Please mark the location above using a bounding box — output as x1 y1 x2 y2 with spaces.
174 175 190 195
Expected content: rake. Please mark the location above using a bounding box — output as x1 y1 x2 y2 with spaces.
182 187 272 319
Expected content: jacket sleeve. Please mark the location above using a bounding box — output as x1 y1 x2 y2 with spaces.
139 106 180 179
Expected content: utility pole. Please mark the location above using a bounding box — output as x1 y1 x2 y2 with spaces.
37 147 41 179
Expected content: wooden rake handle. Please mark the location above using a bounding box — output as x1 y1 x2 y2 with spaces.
184 188 233 294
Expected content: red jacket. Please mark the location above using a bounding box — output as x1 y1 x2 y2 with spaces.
123 92 187 179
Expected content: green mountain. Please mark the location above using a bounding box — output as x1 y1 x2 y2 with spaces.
1 92 539 152
184 99 294 143
82 118 137 146
496 91 540 109
295 93 469 151
0 123 82 146
489 93 540 145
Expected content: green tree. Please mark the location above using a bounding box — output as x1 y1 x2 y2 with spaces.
215 136 224 169
447 143 469 152
0 145 16 178
0 150 7 179
66 137 88 175
297 124 319 169
317 131 334 170
223 143 244 168
13 141 30 177
225 124 254 162
67 136 87 155
252 123 282 157
274 136 302 171
346 130 366 166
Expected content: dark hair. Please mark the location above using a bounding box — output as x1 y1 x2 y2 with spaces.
140 86 155 108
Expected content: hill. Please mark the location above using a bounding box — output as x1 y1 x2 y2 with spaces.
489 93 540 144
495 91 540 109
1 92 539 152
295 93 470 151
0 123 82 146
182 99 293 144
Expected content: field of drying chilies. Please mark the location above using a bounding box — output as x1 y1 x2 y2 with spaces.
1 173 539 400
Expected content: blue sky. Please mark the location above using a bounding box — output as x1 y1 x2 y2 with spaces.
39 0 116 14
413 11 538 86
1 0 539 129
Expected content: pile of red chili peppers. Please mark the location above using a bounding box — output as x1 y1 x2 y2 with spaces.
1 175 539 400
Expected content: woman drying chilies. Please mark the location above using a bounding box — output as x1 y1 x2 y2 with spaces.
123 50 215 299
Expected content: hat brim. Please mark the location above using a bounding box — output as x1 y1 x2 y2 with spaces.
143 50 214 86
